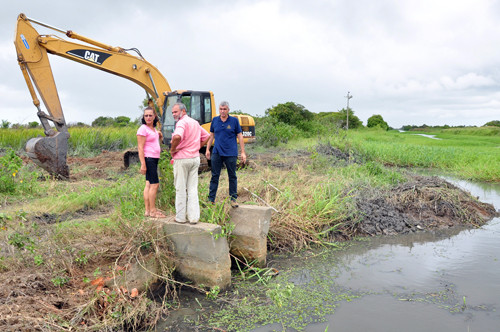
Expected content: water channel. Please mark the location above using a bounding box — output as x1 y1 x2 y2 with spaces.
161 176 500 331
256 176 500 332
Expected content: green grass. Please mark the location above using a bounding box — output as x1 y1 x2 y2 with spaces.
329 128 500 182
1 123 497 330
0 127 137 156
256 124 499 182
0 128 44 151
68 127 137 156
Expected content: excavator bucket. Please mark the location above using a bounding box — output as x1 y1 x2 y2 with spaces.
25 131 70 179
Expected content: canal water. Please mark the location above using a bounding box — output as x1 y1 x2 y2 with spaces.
159 176 500 331
254 176 500 332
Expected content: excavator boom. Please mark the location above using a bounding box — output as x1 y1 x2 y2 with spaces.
14 13 171 178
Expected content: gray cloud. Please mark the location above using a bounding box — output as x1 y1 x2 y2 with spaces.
1 0 499 129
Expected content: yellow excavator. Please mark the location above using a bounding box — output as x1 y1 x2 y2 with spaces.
14 13 255 178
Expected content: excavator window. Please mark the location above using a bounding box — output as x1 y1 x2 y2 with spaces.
161 91 214 146
204 96 212 123
190 94 202 125
161 96 177 144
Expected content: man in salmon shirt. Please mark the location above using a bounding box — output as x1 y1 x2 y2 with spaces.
170 103 210 224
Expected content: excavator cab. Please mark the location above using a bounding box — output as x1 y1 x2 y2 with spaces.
161 90 256 146
161 91 215 146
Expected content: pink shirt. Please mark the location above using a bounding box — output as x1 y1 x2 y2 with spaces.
137 124 161 158
172 115 210 160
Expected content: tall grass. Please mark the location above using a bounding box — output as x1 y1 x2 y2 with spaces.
0 128 44 151
0 127 137 156
325 128 500 182
68 127 137 156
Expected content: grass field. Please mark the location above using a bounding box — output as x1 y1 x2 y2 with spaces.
324 127 500 182
1 124 498 330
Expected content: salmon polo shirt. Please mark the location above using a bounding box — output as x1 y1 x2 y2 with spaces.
171 114 210 160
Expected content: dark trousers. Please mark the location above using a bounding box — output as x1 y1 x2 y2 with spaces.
208 153 237 202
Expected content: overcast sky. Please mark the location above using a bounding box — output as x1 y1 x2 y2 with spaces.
2 0 499 129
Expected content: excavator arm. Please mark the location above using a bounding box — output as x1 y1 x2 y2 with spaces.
14 13 256 178
14 13 171 178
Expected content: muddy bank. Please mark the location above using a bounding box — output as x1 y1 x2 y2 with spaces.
356 175 498 236
313 142 498 236
1 150 499 331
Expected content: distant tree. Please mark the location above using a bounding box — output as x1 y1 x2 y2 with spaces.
339 108 363 129
28 121 40 128
1 120 10 129
68 122 89 127
367 114 389 130
114 116 131 127
92 116 114 127
266 102 313 127
484 120 500 127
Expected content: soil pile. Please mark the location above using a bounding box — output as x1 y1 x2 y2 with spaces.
357 176 498 236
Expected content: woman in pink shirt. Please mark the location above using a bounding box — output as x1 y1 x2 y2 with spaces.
137 107 166 218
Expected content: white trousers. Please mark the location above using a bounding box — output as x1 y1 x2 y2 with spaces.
173 157 200 223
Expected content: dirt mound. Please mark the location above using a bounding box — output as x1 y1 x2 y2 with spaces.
357 176 498 236
67 150 126 181
316 142 363 164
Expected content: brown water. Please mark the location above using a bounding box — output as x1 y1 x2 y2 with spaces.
254 177 500 331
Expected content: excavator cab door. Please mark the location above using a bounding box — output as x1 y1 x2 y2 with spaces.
161 91 215 146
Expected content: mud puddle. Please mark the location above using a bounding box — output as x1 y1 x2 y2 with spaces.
254 176 500 331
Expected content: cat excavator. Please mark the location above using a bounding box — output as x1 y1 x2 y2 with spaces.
14 13 255 178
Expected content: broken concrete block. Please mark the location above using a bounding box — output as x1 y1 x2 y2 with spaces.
229 205 272 267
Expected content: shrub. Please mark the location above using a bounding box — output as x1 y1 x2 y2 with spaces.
157 151 175 209
114 116 131 127
266 102 313 127
484 120 500 127
0 149 23 193
255 117 299 147
28 121 40 129
92 116 114 127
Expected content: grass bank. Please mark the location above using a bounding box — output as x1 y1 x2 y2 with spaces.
311 127 499 182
